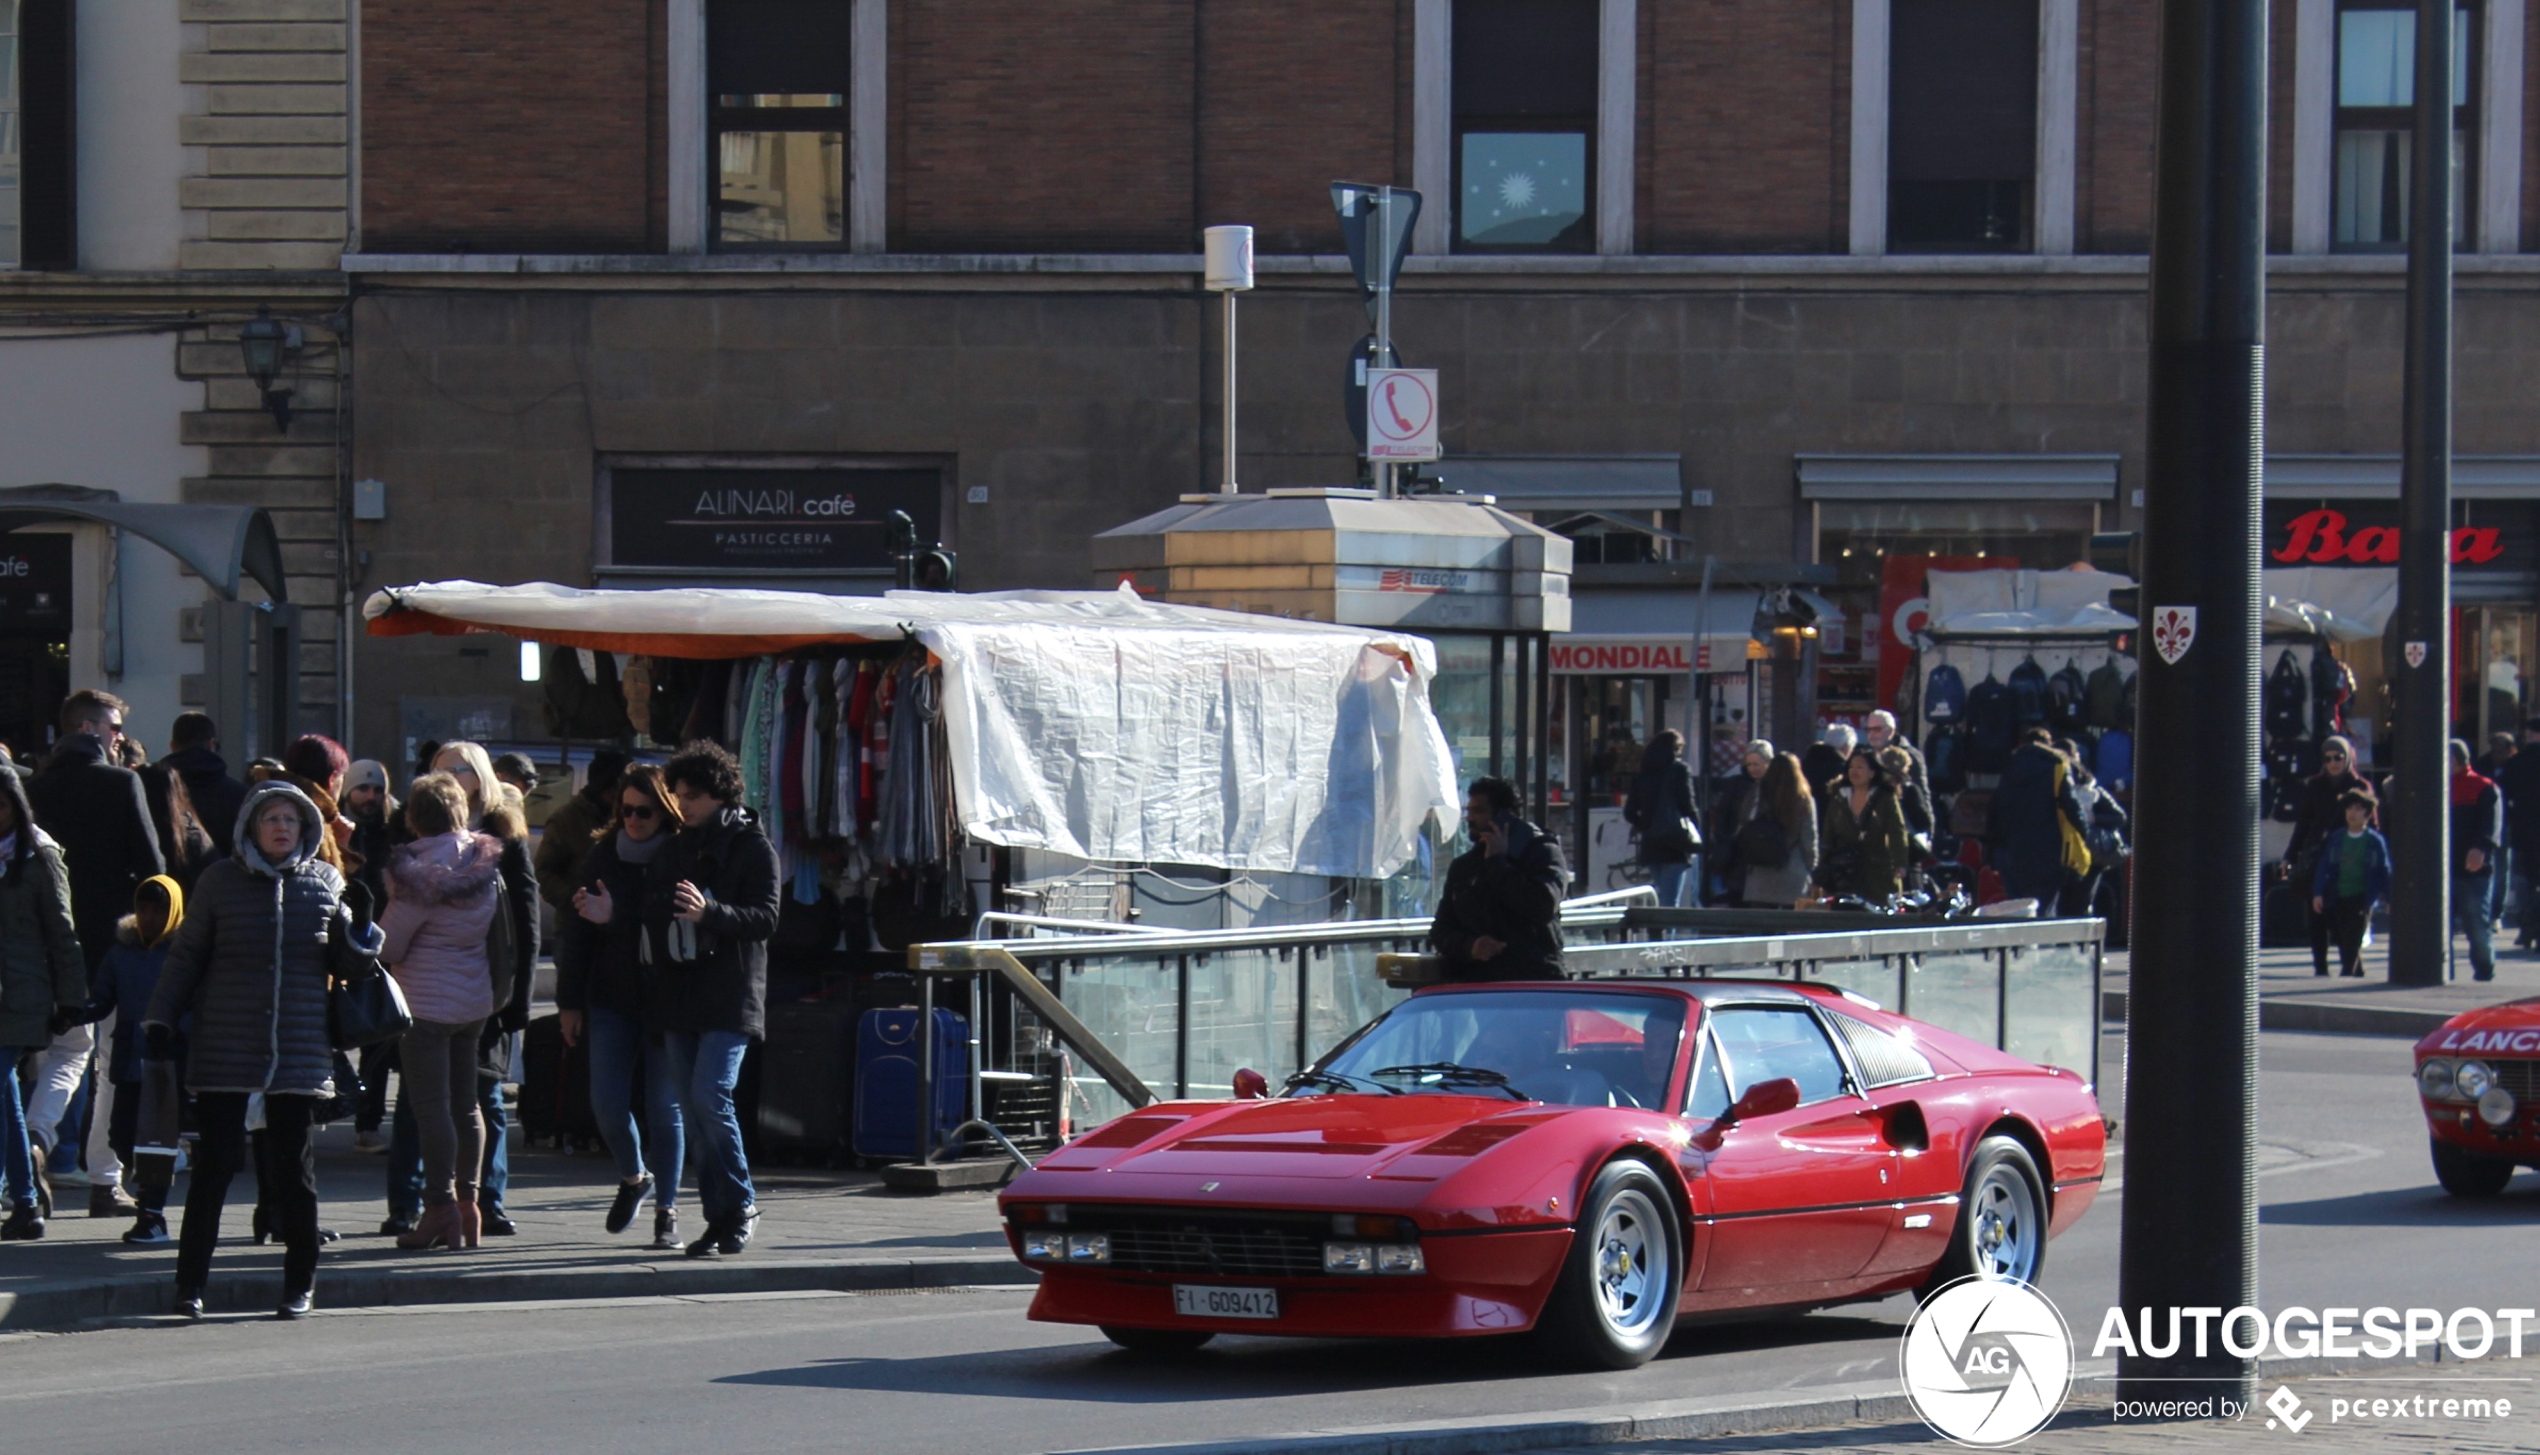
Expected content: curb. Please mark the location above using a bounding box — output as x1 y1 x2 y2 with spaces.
1054 1350 2471 1455
1052 1381 1917 1455
2102 990 2448 1038
0 1254 1037 1331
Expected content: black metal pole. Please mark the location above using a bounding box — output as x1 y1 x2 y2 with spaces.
2389 0 2456 989
2115 0 2267 1409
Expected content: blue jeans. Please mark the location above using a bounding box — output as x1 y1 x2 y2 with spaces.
589 1008 684 1209
1649 859 1699 908
664 1030 755 1224
0 1047 35 1209
387 1073 511 1222
2455 871 2498 981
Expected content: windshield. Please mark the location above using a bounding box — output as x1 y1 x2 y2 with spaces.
1307 991 1687 1109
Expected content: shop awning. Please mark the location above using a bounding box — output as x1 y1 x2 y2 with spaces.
365 580 1460 880
2265 456 2540 499
0 484 290 602
1796 454 2121 501
1444 455 1683 511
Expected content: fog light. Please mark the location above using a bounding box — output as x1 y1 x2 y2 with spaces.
1374 1244 1426 1275
1068 1234 1111 1263
1324 1242 1375 1274
2419 1060 2455 1101
1022 1232 1067 1261
2479 1087 2518 1128
2457 1061 2494 1100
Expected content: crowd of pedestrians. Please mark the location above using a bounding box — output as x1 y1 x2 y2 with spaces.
1 698 782 1319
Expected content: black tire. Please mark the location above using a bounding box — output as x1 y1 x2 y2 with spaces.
2431 1139 2517 1197
1533 1159 1682 1370
1923 1135 2048 1296
1100 1325 1216 1356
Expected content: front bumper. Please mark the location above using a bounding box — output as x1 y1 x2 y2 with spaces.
1022 1227 1574 1339
2422 1100 2540 1161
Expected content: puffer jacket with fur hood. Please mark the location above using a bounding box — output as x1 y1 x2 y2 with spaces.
144 781 384 1096
378 829 501 1025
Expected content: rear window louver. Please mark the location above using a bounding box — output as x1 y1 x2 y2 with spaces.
1830 1013 1936 1089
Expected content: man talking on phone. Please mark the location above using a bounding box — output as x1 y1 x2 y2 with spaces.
1429 777 1570 983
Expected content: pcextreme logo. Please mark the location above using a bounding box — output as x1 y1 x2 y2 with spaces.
1899 1277 2075 1447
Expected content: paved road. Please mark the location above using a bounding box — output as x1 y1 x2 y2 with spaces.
4 1031 2532 1455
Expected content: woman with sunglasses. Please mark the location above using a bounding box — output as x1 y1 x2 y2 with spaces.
557 764 686 1249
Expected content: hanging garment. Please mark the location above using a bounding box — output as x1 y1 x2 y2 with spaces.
2083 658 2129 730
780 660 809 837
2265 649 2311 741
1965 675 2015 773
1924 663 1968 724
864 664 896 835
807 658 835 837
682 659 731 747
833 662 863 839
2308 642 2350 739
2006 658 2050 730
738 658 774 824
2046 661 2090 736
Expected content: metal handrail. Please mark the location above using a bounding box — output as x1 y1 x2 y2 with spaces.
969 911 1172 940
1560 885 1662 909
916 903 1638 966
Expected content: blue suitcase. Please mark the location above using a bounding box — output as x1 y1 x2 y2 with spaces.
852 1007 969 1160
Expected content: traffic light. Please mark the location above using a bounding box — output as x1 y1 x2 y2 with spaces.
916 547 958 591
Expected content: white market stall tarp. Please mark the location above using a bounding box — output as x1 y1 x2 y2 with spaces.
365 580 1462 880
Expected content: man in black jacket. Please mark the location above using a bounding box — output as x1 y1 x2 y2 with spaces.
29 691 166 971
161 712 247 860
651 742 780 1259
2496 717 2540 949
1430 777 1570 982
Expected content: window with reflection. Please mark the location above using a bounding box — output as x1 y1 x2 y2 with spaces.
1706 1006 1850 1107
2334 2 2474 250
710 0 851 249
1453 0 1597 253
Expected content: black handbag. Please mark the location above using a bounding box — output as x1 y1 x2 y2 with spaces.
329 969 413 1051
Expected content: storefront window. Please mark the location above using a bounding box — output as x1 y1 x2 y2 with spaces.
1815 500 2098 720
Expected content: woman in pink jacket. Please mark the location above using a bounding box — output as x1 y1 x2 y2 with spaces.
377 773 500 1249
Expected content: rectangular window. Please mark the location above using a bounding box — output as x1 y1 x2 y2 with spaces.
709 0 851 250
2333 3 2473 249
1888 0 2039 253
1 0 19 267
1452 0 1597 254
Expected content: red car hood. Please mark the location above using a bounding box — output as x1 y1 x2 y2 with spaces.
2418 997 2540 1058
1032 1095 1561 1181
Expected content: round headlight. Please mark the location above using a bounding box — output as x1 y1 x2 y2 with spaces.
2457 1061 2495 1100
2420 1060 2456 1100
2479 1086 2518 1128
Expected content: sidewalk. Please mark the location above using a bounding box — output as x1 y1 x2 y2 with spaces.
0 1118 1023 1329
2103 937 2540 1038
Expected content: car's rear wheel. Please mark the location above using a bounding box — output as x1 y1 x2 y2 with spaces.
1100 1325 1216 1356
1534 1159 1680 1370
1925 1135 2047 1294
2431 1139 2517 1197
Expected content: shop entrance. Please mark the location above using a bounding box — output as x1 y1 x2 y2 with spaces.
0 533 73 760
2465 606 2538 747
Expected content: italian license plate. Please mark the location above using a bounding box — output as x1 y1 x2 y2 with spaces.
1174 1285 1279 1320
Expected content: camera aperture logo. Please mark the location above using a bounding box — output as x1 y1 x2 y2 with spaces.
1901 1277 2075 1447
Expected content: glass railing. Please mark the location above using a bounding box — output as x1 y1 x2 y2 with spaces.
912 901 2105 1135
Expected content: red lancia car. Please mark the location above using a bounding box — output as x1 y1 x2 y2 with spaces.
1000 979 2107 1369
2415 999 2540 1195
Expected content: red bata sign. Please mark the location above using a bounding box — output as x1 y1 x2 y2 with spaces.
2273 509 2504 566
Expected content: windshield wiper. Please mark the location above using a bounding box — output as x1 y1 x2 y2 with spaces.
1367 1063 1533 1101
1282 1068 1396 1096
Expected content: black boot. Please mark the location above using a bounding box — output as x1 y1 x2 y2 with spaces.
0 1201 43 1241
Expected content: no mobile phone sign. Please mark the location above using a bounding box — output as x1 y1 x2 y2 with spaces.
1367 368 1440 461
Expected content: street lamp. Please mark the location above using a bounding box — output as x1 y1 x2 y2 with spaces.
1203 225 1254 495
237 305 304 432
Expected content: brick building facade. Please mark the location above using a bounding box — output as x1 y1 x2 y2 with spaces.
335 0 2540 767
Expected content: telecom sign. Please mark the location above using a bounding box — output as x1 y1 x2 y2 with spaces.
1365 368 1439 461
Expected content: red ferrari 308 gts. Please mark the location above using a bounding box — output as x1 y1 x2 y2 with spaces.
1000 978 2107 1368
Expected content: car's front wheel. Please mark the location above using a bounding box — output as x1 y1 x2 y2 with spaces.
1099 1325 1216 1356
1924 1135 2047 1295
1534 1159 1681 1370
2431 1139 2517 1197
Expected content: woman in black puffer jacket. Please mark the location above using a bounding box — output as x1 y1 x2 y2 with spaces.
144 781 383 1319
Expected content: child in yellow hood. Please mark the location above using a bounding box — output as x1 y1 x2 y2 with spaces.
61 875 185 1243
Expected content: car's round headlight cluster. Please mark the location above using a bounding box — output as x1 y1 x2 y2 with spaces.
2457 1061 2495 1100
2480 1086 2520 1128
2420 1059 2456 1100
